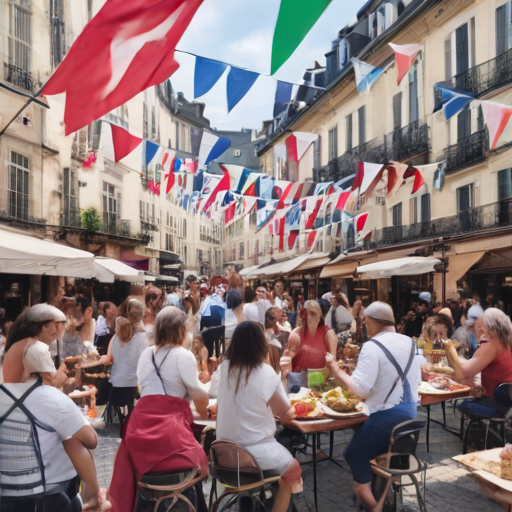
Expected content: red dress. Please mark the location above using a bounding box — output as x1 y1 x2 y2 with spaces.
108 395 207 512
481 344 512 398
292 325 331 372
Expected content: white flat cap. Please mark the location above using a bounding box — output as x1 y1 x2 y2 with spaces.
364 301 395 325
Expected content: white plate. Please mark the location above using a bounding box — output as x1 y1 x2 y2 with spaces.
318 401 369 418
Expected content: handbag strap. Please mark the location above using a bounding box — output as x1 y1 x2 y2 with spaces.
368 337 416 405
151 347 172 396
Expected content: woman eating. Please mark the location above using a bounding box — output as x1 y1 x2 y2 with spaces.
100 299 148 415
137 306 209 418
445 308 512 417
216 321 302 512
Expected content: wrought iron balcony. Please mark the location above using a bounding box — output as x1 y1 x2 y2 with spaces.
455 47 512 97
61 209 82 228
370 198 512 247
445 130 487 174
103 217 132 237
4 63 37 92
314 121 430 182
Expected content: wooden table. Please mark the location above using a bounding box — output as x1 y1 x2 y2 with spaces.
280 414 368 510
420 389 472 452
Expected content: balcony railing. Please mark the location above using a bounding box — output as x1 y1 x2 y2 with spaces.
61 209 81 228
314 121 430 182
4 63 37 92
455 47 512 97
445 130 487 174
370 198 512 248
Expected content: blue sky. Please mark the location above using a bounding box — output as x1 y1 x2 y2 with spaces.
172 0 366 131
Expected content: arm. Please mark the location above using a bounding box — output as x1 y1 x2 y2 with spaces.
40 363 68 388
198 346 211 383
445 339 497 382
268 387 294 421
177 352 209 417
325 329 338 359
99 338 114 366
72 424 98 450
62 437 101 507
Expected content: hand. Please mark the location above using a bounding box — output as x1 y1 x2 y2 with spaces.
326 358 339 375
280 356 292 380
280 406 296 422
472 385 486 398
99 355 110 366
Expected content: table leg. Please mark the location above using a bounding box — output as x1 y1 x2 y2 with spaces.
426 405 430 453
312 432 318 511
442 402 446 426
460 414 464 440
329 431 334 459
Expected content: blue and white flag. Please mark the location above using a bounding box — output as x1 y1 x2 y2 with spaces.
352 58 383 94
433 82 475 120
198 131 231 168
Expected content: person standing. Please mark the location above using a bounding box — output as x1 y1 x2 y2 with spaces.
142 286 165 345
272 280 285 309
95 301 117 356
326 302 421 512
244 286 273 327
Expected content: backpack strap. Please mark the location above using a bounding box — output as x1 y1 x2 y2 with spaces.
367 337 416 405
152 347 172 396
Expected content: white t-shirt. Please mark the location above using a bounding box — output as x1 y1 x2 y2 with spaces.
351 331 421 414
216 361 288 447
243 299 273 326
224 309 239 341
325 306 353 329
24 340 56 376
0 380 88 496
137 345 204 399
109 332 148 387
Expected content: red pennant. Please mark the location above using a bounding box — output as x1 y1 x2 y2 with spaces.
288 230 299 250
224 203 235 224
336 191 351 211
412 170 424 194
305 199 323 230
355 213 369 232
307 231 317 251
352 162 364 191
164 172 175 194
286 134 298 162
111 124 142 162
147 180 160 196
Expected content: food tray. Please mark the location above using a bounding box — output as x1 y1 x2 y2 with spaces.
318 402 369 418
418 381 471 395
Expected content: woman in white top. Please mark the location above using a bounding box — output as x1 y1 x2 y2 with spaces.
216 321 302 512
137 306 209 417
224 288 245 342
101 299 148 414
325 293 353 333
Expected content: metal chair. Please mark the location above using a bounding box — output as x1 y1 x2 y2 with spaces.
135 468 206 512
370 416 428 512
208 440 281 512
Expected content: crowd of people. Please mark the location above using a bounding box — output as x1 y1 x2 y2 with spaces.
1 273 512 512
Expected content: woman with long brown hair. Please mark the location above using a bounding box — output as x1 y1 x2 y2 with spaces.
216 321 302 512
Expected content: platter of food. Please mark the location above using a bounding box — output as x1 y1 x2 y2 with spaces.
288 389 325 420
418 377 470 395
318 388 368 418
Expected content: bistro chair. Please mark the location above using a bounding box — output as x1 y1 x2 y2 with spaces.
135 468 207 512
208 440 281 512
370 416 428 512
460 383 512 454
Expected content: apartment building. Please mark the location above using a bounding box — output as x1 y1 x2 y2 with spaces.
237 0 512 310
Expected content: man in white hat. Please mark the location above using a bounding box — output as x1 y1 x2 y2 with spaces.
327 301 421 512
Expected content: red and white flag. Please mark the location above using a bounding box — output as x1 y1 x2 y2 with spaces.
481 101 512 150
43 0 204 134
389 43 423 85
201 169 230 212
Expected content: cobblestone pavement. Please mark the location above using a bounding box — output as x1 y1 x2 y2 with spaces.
94 403 503 511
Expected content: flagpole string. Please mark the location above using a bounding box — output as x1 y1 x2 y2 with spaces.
174 49 326 91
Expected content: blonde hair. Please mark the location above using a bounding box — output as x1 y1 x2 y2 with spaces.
117 317 134 343
127 299 144 324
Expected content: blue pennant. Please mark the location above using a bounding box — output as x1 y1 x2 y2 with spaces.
145 140 160 166
194 57 227 99
227 67 259 112
273 80 293 117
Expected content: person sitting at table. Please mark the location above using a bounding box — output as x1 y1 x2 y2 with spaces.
326 301 421 512
284 300 337 373
137 306 209 418
216 321 302 512
444 308 512 417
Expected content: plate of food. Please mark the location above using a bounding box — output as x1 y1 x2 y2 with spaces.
318 387 368 418
418 377 470 395
288 389 324 419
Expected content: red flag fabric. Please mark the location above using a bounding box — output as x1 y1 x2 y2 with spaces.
305 198 323 230
389 43 422 85
278 218 286 251
307 231 317 251
148 180 161 195
110 124 142 162
352 162 364 191
202 170 230 212
355 212 369 232
288 230 299 250
336 191 351 211
286 134 298 162
412 169 425 194
43 0 204 134
224 203 235 224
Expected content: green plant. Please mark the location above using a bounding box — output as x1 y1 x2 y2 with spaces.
81 207 102 232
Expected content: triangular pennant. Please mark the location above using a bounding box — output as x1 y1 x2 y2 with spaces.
433 83 475 120
352 58 383 94
288 230 299 250
274 80 293 118
286 134 298 162
389 43 423 85
110 124 142 162
481 101 512 150
198 132 231 167
194 56 227 98
145 140 160 167
411 169 425 194
226 67 259 112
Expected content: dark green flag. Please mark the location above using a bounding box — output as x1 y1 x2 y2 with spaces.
271 0 333 75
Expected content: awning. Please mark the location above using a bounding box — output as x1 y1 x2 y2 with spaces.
256 255 311 276
357 257 442 279
293 252 331 272
155 275 179 282
240 265 261 277
446 251 485 285
327 250 375 266
94 257 144 283
320 260 359 279
0 228 95 277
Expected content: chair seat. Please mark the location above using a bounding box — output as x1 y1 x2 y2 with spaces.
371 454 427 478
141 469 197 487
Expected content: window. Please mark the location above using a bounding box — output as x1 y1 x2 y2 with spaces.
233 149 241 157
457 184 473 213
498 169 512 201
63 167 79 226
496 2 512 56
8 151 29 220
345 115 353 151
313 136 322 170
393 93 402 129
197 249 203 265
328 126 338 161
421 193 431 222
102 182 117 228
444 38 452 80
470 17 476 70
358 106 366 145
8 1 31 73
457 104 471 141
239 242 244 259
165 233 174 252
408 66 418 123
182 219 187 238
392 202 402 227
183 245 187 265
409 197 417 224
456 23 469 74
50 0 66 67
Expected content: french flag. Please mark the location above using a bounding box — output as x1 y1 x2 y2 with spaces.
198 132 231 168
